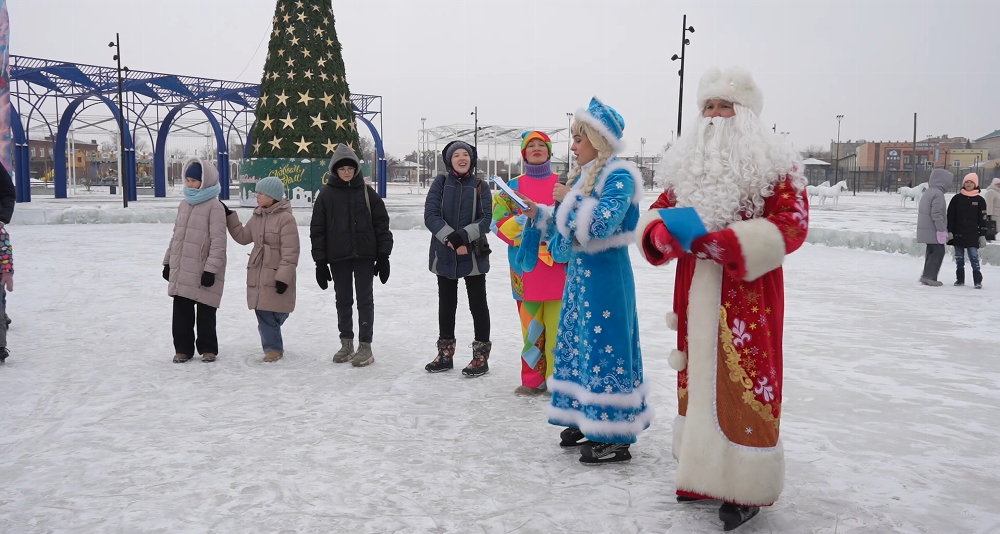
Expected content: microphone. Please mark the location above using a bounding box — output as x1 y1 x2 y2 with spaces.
558 175 568 185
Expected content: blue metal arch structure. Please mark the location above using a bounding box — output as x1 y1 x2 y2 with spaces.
7 55 387 202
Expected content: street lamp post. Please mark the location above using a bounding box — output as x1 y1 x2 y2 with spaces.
670 15 695 137
834 115 844 187
640 137 646 189
566 112 573 176
420 117 426 186
109 34 129 208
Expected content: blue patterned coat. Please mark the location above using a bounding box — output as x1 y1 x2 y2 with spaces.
528 159 652 444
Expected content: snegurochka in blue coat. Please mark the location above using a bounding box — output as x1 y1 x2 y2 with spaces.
519 97 651 465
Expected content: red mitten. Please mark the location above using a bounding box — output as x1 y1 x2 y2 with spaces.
691 230 746 279
642 220 684 265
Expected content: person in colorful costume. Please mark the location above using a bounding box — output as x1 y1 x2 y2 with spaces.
636 67 808 531
520 97 650 465
491 131 568 395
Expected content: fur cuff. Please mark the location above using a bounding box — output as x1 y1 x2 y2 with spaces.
534 204 554 241
555 193 583 238
730 218 786 281
573 197 600 246
635 209 665 264
668 349 688 371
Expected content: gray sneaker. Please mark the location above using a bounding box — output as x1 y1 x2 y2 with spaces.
351 342 374 367
333 338 354 363
919 277 943 287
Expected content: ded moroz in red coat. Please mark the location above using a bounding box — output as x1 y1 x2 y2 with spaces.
637 176 809 507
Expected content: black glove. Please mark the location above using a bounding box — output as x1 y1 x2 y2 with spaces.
220 199 233 216
162 265 170 281
374 256 390 284
316 263 332 290
201 271 215 288
275 281 288 294
446 230 468 248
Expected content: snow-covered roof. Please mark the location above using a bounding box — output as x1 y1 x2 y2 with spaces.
802 158 831 166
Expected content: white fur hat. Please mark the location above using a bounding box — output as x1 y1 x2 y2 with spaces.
696 67 764 117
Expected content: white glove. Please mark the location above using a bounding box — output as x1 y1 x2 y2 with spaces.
980 236 988 248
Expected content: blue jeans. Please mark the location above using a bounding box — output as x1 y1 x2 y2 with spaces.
955 246 981 271
256 310 289 353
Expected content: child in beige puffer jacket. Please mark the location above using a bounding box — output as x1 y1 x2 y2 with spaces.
163 159 227 363
225 176 300 362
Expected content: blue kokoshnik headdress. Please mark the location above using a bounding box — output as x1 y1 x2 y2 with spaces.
574 96 626 153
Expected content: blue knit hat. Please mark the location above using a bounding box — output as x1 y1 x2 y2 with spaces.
255 176 285 200
185 162 203 182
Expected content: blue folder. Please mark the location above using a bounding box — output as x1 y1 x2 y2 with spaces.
657 207 708 251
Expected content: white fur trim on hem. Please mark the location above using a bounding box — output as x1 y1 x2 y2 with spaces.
574 108 626 153
666 312 679 331
547 405 654 441
547 377 650 410
674 259 784 506
730 218 786 282
668 349 687 371
635 209 665 264
672 415 685 460
573 197 600 247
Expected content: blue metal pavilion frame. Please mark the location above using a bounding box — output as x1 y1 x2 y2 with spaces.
8 55 388 202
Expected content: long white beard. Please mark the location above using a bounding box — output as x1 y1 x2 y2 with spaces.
658 108 805 232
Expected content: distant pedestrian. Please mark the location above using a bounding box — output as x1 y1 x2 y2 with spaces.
947 173 989 289
917 169 953 286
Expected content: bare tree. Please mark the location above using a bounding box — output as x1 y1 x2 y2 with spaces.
802 144 831 160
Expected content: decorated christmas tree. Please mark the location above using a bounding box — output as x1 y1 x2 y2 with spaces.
251 0 361 158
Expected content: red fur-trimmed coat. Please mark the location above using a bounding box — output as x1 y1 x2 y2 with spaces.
637 176 808 506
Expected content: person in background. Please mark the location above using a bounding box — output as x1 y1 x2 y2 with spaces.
224 176 300 363
0 164 15 328
163 160 227 363
947 172 989 289
423 141 494 377
0 221 12 363
917 169 954 286
310 145 393 367
491 131 567 395
983 177 1000 241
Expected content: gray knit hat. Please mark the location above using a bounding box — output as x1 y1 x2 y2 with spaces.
255 176 285 200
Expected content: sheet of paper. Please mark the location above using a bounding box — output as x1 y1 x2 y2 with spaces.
490 176 529 210
657 207 708 251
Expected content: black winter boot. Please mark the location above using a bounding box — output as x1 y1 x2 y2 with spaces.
425 338 455 373
973 270 983 289
954 268 965 286
462 340 491 377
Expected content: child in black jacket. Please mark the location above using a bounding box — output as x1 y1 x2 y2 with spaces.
947 173 989 288
310 145 393 366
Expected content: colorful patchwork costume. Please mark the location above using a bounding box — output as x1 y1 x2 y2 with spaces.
492 131 567 391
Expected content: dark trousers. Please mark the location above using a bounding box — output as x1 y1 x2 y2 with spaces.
172 296 218 356
921 244 946 280
438 274 490 342
331 259 375 343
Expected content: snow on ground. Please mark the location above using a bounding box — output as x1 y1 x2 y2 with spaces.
1 225 998 533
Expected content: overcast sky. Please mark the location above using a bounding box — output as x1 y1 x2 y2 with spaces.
13 0 1000 159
